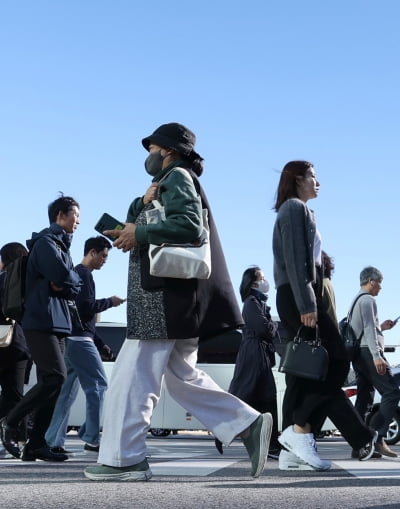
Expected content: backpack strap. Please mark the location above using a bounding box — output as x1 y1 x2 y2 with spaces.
348 292 369 341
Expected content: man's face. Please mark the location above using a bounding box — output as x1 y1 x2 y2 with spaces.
57 206 80 233
369 279 382 297
91 248 109 270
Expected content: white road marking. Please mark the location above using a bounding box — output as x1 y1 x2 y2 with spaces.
150 458 238 476
332 459 400 478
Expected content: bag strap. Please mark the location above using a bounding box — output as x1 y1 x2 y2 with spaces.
347 292 369 319
347 292 368 341
153 167 202 206
295 324 321 346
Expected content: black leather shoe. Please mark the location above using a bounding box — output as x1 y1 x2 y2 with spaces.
0 418 21 459
50 446 71 454
22 443 68 462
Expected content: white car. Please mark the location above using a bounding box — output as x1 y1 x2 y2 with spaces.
25 322 335 437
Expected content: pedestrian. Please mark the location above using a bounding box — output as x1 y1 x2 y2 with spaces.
84 122 273 481
349 266 400 458
321 251 338 327
272 160 377 471
0 243 31 456
45 236 125 454
0 195 82 461
215 266 280 458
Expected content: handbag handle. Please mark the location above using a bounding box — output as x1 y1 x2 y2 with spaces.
294 324 321 347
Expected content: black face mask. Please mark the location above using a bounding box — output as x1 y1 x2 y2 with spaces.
144 151 164 176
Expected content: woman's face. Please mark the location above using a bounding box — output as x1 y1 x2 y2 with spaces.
254 270 265 283
297 167 320 202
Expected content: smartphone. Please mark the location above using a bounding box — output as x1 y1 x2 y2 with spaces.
394 316 400 323
94 213 125 241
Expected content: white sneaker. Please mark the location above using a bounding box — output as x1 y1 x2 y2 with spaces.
279 449 315 470
279 449 331 471
278 426 331 471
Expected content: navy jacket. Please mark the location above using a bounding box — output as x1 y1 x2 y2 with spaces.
22 223 82 334
71 264 113 338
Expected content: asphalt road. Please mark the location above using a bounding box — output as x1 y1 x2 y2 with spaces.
1 433 400 509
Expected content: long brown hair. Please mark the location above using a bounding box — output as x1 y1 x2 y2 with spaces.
273 160 314 211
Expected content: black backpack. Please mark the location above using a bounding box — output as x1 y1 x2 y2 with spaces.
338 293 367 361
2 255 29 322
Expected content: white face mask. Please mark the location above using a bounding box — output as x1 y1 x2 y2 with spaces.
256 280 270 294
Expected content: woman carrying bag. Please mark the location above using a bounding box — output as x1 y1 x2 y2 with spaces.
273 160 377 471
84 123 273 482
0 243 31 456
216 266 280 458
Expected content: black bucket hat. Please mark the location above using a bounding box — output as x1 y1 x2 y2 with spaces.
142 122 199 158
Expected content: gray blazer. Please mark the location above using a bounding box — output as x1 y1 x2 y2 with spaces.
273 198 317 315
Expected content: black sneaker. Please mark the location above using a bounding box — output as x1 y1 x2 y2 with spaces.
22 442 68 462
351 448 382 459
358 431 378 461
84 443 100 452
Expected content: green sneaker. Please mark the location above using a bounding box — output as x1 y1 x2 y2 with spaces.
242 413 273 478
84 458 152 481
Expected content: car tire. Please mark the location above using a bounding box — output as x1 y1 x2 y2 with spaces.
150 428 171 437
384 412 400 445
368 409 400 445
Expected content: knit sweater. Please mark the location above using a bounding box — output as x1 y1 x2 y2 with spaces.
349 291 383 360
273 198 317 315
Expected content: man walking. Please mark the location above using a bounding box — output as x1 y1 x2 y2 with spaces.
350 266 400 458
46 236 125 453
0 195 82 461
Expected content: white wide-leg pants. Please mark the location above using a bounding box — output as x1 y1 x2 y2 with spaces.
98 338 259 467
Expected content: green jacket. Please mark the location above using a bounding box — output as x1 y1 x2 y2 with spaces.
126 163 202 246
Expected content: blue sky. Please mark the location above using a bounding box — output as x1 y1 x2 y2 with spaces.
1 1 400 358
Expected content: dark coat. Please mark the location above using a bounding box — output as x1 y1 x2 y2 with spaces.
229 291 278 405
126 163 243 341
22 223 82 334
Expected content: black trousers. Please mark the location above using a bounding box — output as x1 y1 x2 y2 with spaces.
6 330 66 448
277 283 373 450
0 358 28 440
354 369 375 421
353 348 400 438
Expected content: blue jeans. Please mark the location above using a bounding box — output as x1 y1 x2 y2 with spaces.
45 338 108 447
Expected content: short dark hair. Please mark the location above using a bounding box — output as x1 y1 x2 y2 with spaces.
322 251 335 280
48 194 80 223
84 236 112 256
239 266 261 302
0 242 28 268
274 160 314 211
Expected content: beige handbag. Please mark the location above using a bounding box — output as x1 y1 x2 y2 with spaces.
0 321 14 347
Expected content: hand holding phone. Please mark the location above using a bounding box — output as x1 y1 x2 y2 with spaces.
95 213 125 241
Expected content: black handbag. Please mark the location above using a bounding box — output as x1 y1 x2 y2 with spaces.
278 325 329 381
